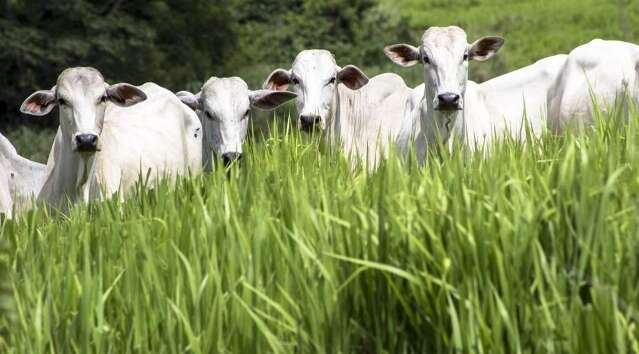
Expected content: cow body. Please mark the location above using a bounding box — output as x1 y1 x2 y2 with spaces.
0 133 46 217
396 55 567 159
479 54 568 139
387 27 572 162
95 83 202 197
548 39 639 132
328 73 413 167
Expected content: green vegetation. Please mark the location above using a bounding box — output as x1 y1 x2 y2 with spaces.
3 1 639 352
2 111 639 352
0 0 409 131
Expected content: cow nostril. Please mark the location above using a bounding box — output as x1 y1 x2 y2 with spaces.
437 93 461 110
438 93 460 105
300 115 322 132
300 115 321 125
75 134 99 152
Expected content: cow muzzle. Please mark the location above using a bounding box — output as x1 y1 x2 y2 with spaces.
299 114 321 132
435 92 462 111
75 134 99 152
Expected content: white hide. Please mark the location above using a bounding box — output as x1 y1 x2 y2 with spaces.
388 26 530 159
0 133 46 217
264 50 413 168
95 83 203 197
478 54 568 139
177 77 297 170
547 39 639 132
22 67 148 208
416 54 567 152
21 67 201 209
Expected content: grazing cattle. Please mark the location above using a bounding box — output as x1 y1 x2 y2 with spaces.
263 49 414 168
547 39 639 132
386 26 566 160
20 67 202 209
0 133 46 217
177 77 297 169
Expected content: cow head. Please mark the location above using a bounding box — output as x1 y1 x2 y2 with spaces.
20 67 146 154
263 50 369 132
178 77 296 167
385 26 503 111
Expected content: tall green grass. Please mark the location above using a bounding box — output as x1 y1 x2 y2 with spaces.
2 112 639 353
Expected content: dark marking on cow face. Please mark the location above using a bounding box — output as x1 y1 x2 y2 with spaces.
194 127 201 139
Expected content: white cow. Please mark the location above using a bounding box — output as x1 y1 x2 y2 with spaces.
94 83 202 196
386 26 566 160
263 49 414 168
176 77 297 169
0 133 46 217
20 67 202 209
547 39 639 132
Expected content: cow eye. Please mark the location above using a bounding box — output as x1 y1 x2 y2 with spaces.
291 77 300 85
328 77 336 85
98 95 108 104
58 98 67 106
205 111 214 120
244 109 250 118
422 55 430 64
463 53 469 61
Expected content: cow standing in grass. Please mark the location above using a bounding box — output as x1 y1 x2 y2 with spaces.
177 77 297 169
20 67 203 209
0 133 46 217
547 39 639 132
263 49 414 169
386 26 566 161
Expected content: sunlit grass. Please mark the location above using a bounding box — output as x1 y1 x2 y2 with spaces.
1 112 639 353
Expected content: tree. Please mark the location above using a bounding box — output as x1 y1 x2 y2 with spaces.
0 0 236 128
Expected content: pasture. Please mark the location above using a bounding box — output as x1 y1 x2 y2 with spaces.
2 0 639 353
2 112 639 352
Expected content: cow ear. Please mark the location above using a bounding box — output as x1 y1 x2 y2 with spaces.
263 69 291 91
249 90 297 111
106 83 147 107
384 44 421 67
469 36 504 61
20 89 56 116
177 91 201 111
338 65 369 90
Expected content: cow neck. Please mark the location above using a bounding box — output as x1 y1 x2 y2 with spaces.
39 127 99 207
327 84 365 158
420 79 464 151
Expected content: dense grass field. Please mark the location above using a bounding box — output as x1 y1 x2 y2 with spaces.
2 109 639 352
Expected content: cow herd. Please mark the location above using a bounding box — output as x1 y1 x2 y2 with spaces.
1 25 638 218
